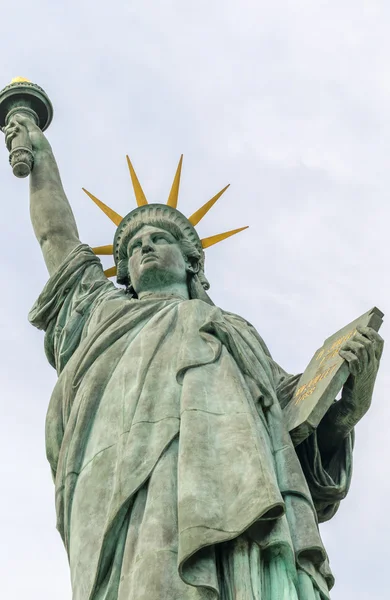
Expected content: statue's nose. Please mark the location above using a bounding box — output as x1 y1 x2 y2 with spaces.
141 242 154 254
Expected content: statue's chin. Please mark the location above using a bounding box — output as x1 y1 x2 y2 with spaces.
133 264 186 293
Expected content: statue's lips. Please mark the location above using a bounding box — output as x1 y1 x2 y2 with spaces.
141 254 158 264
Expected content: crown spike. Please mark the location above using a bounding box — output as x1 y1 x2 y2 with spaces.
188 184 230 226
126 156 148 206
82 188 123 226
167 155 183 208
201 226 249 249
92 245 114 255
104 266 117 278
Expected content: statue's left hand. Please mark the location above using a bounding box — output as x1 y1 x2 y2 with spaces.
339 326 384 422
317 326 383 454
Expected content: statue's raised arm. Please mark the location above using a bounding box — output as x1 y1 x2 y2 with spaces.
4 114 80 274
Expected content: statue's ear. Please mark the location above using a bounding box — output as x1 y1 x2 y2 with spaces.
186 259 200 275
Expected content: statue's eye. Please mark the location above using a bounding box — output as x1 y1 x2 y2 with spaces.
130 241 142 255
153 234 170 244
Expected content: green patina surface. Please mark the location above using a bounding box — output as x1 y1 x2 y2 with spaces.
285 307 383 445
0 80 384 600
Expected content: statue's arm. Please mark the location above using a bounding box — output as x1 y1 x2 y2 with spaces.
4 115 80 275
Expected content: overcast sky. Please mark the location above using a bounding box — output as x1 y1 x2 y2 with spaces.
0 1 389 599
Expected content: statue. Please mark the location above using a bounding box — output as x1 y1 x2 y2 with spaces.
1 79 384 600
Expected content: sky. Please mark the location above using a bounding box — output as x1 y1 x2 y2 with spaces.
0 1 389 598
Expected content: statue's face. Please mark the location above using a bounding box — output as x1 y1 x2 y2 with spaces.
127 225 189 294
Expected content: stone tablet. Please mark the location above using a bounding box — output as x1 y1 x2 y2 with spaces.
284 307 384 446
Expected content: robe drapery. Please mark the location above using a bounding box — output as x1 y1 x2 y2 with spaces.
29 245 353 600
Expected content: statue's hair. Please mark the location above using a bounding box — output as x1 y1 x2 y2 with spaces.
116 217 210 297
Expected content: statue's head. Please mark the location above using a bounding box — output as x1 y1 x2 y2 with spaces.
84 156 248 301
113 204 209 298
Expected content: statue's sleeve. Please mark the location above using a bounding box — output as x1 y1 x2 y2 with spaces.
29 243 116 373
270 358 354 524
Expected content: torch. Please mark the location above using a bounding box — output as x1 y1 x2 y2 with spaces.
0 77 53 178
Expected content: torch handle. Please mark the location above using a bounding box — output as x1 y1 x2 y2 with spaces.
6 108 38 178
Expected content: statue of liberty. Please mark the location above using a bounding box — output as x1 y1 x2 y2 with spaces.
2 96 383 600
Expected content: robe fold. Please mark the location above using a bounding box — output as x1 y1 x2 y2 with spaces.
29 244 353 600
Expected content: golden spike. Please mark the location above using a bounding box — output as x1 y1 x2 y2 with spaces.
201 226 249 249
92 245 114 255
104 266 117 278
167 155 183 208
82 188 123 226
188 184 230 226
126 156 148 206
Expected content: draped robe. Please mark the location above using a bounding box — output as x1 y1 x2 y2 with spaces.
29 245 353 600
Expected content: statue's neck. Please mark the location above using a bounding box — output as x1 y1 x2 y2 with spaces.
137 282 189 301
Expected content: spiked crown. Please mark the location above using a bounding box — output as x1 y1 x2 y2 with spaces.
83 155 248 282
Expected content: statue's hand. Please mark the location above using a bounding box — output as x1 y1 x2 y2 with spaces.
338 326 384 422
3 114 52 154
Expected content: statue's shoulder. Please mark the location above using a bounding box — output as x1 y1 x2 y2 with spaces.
222 309 252 328
222 308 260 335
221 309 272 358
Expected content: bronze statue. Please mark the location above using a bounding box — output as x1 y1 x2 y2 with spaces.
1 78 384 600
